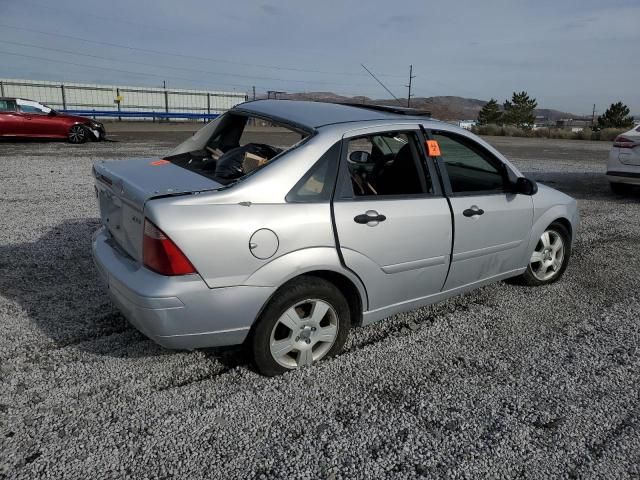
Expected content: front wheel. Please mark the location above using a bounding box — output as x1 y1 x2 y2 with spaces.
516 222 571 286
251 277 350 376
68 125 88 144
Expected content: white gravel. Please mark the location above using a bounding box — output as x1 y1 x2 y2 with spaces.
1 135 639 479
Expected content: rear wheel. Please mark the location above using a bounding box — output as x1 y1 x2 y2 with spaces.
251 277 350 376
516 222 571 286
68 125 88 144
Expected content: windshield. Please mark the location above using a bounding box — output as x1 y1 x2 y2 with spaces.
165 112 310 186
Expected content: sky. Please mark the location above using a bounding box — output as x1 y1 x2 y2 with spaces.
0 0 638 115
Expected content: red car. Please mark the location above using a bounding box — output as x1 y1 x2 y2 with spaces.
0 97 105 143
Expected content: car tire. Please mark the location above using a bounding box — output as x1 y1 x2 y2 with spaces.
610 182 631 195
68 124 88 144
250 276 351 376
515 221 571 287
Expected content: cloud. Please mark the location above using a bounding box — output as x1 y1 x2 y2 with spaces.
0 0 638 113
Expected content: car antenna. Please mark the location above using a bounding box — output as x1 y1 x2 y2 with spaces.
360 64 404 107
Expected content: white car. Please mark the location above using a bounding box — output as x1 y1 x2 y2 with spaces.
607 125 640 193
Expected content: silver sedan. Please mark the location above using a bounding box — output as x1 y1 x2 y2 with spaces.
92 100 579 375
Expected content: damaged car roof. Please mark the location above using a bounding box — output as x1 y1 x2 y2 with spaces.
232 99 432 130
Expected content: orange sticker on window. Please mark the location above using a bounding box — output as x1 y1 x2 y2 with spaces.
426 140 441 157
150 159 170 166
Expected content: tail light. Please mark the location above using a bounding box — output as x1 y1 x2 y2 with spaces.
613 136 636 148
143 219 196 275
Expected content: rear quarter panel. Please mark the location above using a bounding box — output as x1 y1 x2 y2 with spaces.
144 200 338 288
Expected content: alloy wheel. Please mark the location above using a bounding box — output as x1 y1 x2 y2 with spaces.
269 299 339 369
69 125 86 143
529 229 565 281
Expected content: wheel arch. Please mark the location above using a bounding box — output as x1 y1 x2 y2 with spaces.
551 216 573 242
304 270 364 327
527 204 577 262
251 269 366 334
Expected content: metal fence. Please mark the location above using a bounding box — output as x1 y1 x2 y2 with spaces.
0 78 248 121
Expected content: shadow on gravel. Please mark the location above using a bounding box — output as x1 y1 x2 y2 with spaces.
524 171 640 201
0 218 257 371
0 218 170 358
0 137 66 144
202 345 253 372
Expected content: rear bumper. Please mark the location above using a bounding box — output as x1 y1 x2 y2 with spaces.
606 171 640 185
607 148 640 185
91 227 274 349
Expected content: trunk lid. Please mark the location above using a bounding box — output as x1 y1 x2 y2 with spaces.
618 133 640 166
93 158 223 261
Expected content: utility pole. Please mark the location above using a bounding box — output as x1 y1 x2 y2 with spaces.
406 64 415 107
252 86 256 100
163 80 166 89
591 104 596 127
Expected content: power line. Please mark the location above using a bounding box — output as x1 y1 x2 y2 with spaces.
0 50 256 91
0 23 405 80
0 39 387 89
0 49 394 99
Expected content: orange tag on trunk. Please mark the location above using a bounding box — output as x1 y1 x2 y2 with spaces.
426 140 441 157
150 159 170 166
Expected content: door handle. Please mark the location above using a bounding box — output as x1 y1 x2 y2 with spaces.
354 210 387 225
463 206 484 217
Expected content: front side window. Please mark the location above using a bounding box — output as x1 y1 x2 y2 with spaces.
16 100 51 115
345 131 431 197
432 132 506 194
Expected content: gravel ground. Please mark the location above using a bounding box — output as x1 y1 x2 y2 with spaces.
1 133 639 479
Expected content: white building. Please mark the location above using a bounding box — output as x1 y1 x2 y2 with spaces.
458 120 476 130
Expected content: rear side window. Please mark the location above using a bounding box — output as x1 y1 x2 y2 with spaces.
286 142 340 203
432 132 506 194
0 100 16 112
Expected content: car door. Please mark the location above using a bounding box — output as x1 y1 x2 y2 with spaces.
427 129 533 290
332 126 452 314
0 99 25 136
16 100 63 137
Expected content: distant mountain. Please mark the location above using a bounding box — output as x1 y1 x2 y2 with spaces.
274 92 577 121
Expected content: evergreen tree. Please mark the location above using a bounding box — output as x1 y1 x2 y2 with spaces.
502 91 537 129
596 102 634 129
477 98 503 125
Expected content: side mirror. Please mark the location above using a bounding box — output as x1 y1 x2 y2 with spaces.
349 151 370 164
514 177 538 195
48 110 57 116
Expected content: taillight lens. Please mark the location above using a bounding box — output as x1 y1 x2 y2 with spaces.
143 219 196 276
613 136 636 148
